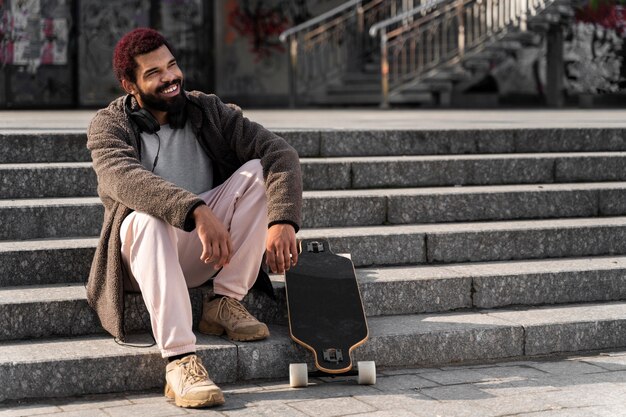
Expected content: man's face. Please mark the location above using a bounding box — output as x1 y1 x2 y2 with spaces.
123 44 185 114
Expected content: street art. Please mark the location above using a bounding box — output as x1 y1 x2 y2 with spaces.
219 0 343 98
565 21 623 94
227 0 340 62
0 0 69 69
227 0 291 62
566 1 625 93
160 0 209 92
79 0 210 106
79 0 150 105
0 0 72 106
493 0 624 98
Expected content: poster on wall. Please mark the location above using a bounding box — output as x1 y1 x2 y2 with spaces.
41 18 69 65
1 0 69 67
0 0 74 107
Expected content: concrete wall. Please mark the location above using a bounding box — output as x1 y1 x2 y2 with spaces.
213 0 344 106
0 0 74 107
0 0 622 108
78 0 211 107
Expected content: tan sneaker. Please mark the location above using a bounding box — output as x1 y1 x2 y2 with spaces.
199 296 270 341
164 354 225 408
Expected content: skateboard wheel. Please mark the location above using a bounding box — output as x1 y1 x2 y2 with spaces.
357 361 376 385
289 363 308 388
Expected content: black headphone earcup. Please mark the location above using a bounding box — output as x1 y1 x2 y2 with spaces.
130 109 160 134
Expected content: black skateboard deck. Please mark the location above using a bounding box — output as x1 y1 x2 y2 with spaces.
285 239 369 374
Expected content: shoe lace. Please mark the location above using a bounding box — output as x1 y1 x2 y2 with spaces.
218 297 253 322
183 356 209 385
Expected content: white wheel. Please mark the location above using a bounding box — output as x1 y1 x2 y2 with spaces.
357 361 376 385
289 363 308 388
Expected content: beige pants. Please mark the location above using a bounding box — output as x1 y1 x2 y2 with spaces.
120 160 268 357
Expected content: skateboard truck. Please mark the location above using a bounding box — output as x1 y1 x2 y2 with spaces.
306 241 325 253
323 348 344 364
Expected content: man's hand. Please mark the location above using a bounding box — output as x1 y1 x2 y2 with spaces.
193 204 232 270
266 224 298 274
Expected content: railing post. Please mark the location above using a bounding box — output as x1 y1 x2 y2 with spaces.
380 33 390 109
457 1 465 57
520 0 528 31
288 36 298 108
546 22 564 108
355 1 365 70
486 0 492 35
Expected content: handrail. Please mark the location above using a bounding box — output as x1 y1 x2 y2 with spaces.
279 0 404 108
279 0 363 43
372 0 558 107
369 0 447 37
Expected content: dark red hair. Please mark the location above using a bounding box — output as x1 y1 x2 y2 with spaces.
112 28 174 84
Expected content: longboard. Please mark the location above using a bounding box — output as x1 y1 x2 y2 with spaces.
285 239 374 386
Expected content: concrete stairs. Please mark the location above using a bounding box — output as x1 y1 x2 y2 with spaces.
307 1 572 107
2 127 626 401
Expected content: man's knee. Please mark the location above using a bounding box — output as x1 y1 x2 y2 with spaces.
128 212 174 237
240 159 263 182
240 160 266 201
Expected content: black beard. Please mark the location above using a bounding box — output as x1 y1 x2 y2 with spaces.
137 80 185 114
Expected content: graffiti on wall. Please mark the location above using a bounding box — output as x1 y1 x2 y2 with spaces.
219 0 343 98
565 22 623 94
79 0 211 106
79 0 150 105
160 0 209 92
227 0 340 62
227 0 290 62
0 0 73 106
566 1 625 93
0 0 70 70
493 1 625 98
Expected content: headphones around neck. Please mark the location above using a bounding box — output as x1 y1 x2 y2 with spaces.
124 95 187 134
130 108 161 134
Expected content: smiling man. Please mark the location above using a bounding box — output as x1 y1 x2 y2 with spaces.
86 28 302 408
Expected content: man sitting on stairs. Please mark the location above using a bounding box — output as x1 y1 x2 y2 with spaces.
86 28 302 408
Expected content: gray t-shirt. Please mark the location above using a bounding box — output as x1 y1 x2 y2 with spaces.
140 122 213 194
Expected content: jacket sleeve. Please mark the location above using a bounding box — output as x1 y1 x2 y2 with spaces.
215 97 303 231
87 109 204 231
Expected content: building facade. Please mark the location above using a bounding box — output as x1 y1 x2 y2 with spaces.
0 0 623 108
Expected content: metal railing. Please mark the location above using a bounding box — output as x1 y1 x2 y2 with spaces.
280 0 418 107
370 0 556 107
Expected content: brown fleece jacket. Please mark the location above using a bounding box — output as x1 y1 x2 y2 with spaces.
87 91 302 340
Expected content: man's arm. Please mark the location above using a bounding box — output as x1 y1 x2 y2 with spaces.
192 204 233 269
266 223 298 274
214 97 303 273
88 109 203 231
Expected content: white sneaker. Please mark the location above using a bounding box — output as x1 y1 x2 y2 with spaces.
164 354 225 408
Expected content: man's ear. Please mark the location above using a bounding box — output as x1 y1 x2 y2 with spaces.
121 78 137 95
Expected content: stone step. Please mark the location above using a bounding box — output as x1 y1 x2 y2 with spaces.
304 182 626 227
0 131 89 163
2 301 625 401
12 151 626 197
300 153 626 190
6 217 626 287
0 198 103 240
3 256 626 341
7 183 626 238
0 237 97 287
0 283 280 342
0 162 96 198
298 217 626 265
3 129 626 163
